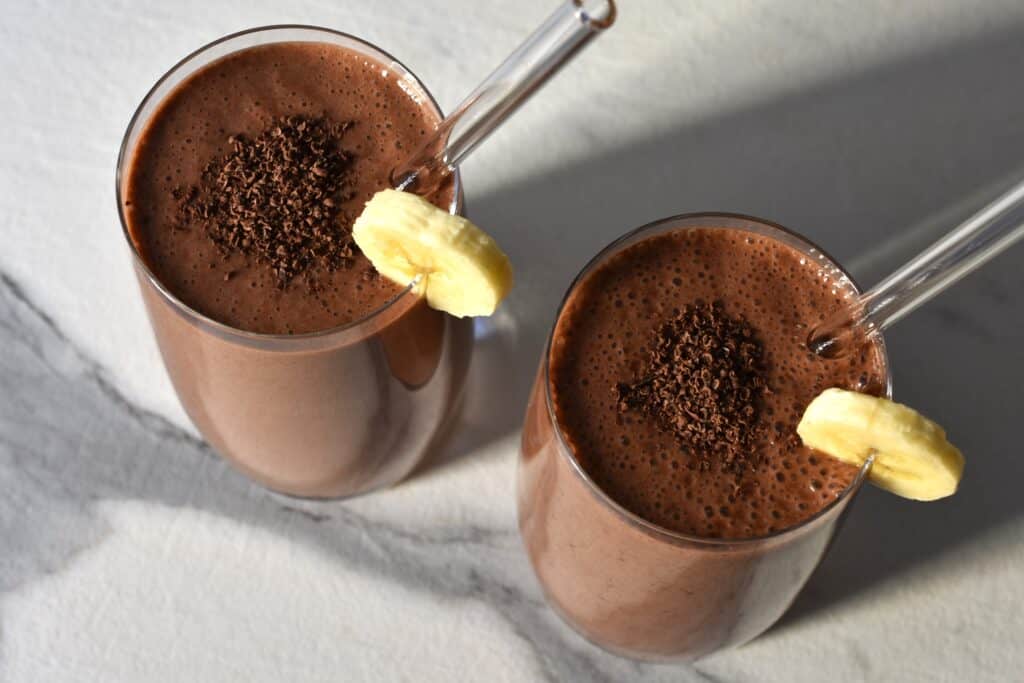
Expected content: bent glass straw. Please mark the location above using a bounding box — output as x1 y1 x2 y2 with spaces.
809 177 1024 358
391 0 616 193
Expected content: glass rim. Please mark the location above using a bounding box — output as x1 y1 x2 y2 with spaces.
115 24 463 347
542 212 893 548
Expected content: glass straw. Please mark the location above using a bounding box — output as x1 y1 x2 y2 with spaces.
809 177 1024 357
391 0 616 193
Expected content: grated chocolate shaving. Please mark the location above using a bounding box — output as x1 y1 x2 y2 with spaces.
615 302 768 473
176 115 358 288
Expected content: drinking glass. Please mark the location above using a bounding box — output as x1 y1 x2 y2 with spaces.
116 26 471 499
517 213 891 660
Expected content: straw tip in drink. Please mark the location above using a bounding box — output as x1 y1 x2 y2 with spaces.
807 331 841 358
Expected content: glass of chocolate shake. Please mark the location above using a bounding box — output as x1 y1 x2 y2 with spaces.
117 26 471 498
518 213 891 661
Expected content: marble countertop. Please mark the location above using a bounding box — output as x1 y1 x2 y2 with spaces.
3 1 1024 680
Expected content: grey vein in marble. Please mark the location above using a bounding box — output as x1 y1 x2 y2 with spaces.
0 271 716 681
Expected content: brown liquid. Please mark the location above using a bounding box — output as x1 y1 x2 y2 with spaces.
518 224 888 659
550 228 886 538
125 41 451 334
121 38 470 498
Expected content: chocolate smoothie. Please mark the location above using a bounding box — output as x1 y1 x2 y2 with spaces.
518 216 888 660
119 29 471 498
126 41 452 333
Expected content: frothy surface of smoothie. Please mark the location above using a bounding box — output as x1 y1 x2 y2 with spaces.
549 227 887 539
125 41 450 334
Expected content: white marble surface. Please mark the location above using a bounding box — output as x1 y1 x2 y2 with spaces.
3 1 1024 680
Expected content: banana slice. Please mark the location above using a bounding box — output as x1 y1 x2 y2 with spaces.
352 189 513 318
797 388 964 501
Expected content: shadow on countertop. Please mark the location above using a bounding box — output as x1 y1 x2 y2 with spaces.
417 20 1024 626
